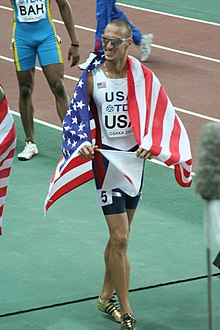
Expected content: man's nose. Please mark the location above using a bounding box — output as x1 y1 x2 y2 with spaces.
106 41 114 48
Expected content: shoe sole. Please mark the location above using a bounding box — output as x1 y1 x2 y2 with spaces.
17 151 38 161
97 303 121 323
98 308 121 323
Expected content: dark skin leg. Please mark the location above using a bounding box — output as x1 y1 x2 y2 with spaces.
16 63 69 143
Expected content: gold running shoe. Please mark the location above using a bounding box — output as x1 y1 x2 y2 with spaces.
97 295 121 323
121 313 136 330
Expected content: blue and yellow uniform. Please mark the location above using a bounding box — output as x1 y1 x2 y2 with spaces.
10 0 63 71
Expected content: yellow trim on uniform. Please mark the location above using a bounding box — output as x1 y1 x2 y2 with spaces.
11 18 21 71
10 0 21 70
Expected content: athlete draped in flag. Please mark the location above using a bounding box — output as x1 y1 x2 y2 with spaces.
0 85 16 235
45 18 192 330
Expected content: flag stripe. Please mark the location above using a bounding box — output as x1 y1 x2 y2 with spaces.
46 171 94 211
59 154 91 177
149 86 168 156
0 186 7 198
165 116 181 166
0 205 3 217
143 66 153 137
127 58 142 145
45 161 93 211
174 164 192 187
0 148 15 167
0 97 8 124
0 112 15 144
49 161 93 195
0 88 16 235
0 128 16 163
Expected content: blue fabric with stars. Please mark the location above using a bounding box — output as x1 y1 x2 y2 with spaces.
62 54 105 161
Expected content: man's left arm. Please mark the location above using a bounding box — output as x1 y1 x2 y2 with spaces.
56 0 80 67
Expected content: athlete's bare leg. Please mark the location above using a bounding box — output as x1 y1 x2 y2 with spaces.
16 69 35 142
42 63 69 122
101 208 136 316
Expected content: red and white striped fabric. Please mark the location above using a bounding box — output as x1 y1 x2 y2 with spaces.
44 115 96 212
127 56 192 187
44 55 192 212
0 87 16 235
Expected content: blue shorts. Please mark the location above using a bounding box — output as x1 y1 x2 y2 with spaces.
93 145 143 215
12 19 63 71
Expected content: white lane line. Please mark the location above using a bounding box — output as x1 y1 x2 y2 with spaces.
175 107 220 122
152 44 220 63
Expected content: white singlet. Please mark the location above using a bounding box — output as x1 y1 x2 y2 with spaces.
92 66 137 150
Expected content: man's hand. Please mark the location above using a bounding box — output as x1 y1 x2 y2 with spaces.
136 147 154 160
68 46 80 67
78 145 99 159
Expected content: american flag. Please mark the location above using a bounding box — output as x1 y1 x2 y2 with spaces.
0 86 16 235
44 55 192 212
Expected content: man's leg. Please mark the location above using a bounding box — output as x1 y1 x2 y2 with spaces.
16 69 35 143
42 63 69 122
101 208 136 301
104 212 133 317
16 69 39 161
100 239 115 299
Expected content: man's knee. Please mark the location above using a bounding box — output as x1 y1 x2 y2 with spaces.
50 79 67 99
20 85 33 101
111 233 129 251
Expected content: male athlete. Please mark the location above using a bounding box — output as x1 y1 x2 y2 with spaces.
44 17 191 330
10 0 80 160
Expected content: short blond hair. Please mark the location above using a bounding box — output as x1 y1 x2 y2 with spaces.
108 19 132 38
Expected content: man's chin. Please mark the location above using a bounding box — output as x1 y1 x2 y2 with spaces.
104 53 115 61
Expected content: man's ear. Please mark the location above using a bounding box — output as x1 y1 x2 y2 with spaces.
125 39 133 50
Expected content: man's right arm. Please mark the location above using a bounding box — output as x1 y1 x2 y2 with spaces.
56 0 80 67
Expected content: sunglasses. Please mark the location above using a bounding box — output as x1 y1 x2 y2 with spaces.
101 34 131 46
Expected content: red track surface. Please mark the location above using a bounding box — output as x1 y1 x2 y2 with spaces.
1 1 220 160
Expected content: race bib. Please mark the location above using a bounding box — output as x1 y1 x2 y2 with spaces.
16 0 46 22
97 190 113 207
101 101 132 138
